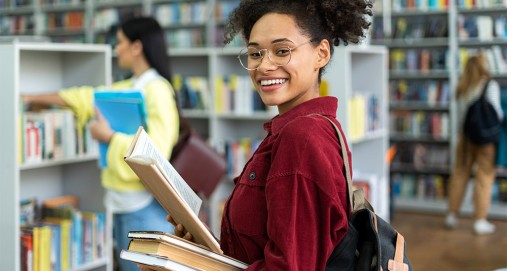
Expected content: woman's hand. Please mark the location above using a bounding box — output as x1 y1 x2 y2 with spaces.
167 214 194 241
89 107 114 143
137 264 158 271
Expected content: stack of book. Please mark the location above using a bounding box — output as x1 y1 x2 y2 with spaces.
121 231 247 271
120 127 248 271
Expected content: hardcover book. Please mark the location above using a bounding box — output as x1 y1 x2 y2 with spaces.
126 231 247 271
120 250 199 271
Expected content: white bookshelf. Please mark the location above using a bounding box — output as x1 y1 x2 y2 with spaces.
323 45 390 220
0 41 112 271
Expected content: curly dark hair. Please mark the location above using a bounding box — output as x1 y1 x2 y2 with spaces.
224 0 373 48
224 0 372 80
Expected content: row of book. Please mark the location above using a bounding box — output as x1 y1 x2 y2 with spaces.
388 47 506 74
459 47 507 74
41 11 85 33
39 0 85 5
458 15 507 41
458 0 507 8
389 80 450 106
386 0 507 11
391 143 450 171
392 17 448 40
347 93 381 141
392 173 447 200
391 0 449 11
166 28 206 48
0 15 34 35
370 17 446 41
392 173 507 203
173 74 210 111
390 48 449 72
1 11 84 34
20 108 98 165
0 0 29 8
223 137 262 178
93 6 142 33
154 2 208 27
214 75 269 114
390 111 450 139
173 74 274 114
20 195 106 271
214 0 240 23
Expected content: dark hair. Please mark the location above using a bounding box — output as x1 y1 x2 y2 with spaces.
120 17 172 82
224 0 373 79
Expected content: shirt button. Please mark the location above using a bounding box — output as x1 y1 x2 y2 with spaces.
249 172 256 180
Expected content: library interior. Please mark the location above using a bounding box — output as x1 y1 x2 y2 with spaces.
1 0 506 270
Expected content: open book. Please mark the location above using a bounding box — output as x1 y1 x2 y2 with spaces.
124 127 220 253
124 231 248 271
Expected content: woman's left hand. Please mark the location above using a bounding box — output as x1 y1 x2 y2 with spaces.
137 264 159 271
89 107 114 143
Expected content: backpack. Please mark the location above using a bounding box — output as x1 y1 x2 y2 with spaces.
463 80 501 145
312 115 412 271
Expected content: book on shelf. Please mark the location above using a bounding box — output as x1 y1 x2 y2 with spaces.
125 231 248 271
94 90 146 168
123 126 217 252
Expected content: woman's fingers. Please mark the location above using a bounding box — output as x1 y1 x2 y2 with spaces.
167 214 176 226
183 231 193 241
167 214 193 241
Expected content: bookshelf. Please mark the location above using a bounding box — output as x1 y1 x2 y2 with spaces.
323 45 390 220
0 41 112 271
371 0 507 219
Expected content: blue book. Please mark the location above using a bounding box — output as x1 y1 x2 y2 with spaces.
94 91 146 168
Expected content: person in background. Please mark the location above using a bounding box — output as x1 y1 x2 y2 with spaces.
141 0 372 270
445 53 504 235
23 17 178 271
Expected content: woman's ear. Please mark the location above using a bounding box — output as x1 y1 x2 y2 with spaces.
131 40 143 56
315 39 331 69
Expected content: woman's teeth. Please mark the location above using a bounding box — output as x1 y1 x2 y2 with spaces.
260 79 287 86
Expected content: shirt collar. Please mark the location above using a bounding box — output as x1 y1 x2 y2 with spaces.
264 96 338 135
130 68 161 89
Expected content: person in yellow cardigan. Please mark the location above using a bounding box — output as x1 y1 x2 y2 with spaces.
23 17 178 271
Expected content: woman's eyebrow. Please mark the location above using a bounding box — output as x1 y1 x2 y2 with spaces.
247 38 294 47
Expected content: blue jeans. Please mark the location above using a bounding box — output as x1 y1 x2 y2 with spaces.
113 199 175 271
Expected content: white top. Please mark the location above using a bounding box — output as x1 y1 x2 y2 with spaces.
457 79 504 130
104 68 164 213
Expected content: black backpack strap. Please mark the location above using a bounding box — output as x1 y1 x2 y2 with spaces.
462 79 491 165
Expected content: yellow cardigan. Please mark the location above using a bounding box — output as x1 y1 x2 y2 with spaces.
59 78 179 192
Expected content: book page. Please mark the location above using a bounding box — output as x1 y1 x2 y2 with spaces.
130 129 202 215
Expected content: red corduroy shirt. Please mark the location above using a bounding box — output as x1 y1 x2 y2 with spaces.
220 96 351 271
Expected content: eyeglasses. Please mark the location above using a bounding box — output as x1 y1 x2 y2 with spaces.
238 39 315 70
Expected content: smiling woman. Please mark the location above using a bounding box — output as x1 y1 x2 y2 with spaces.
141 1 373 271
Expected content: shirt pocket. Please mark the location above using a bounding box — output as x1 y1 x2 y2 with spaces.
237 158 269 187
229 159 270 237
